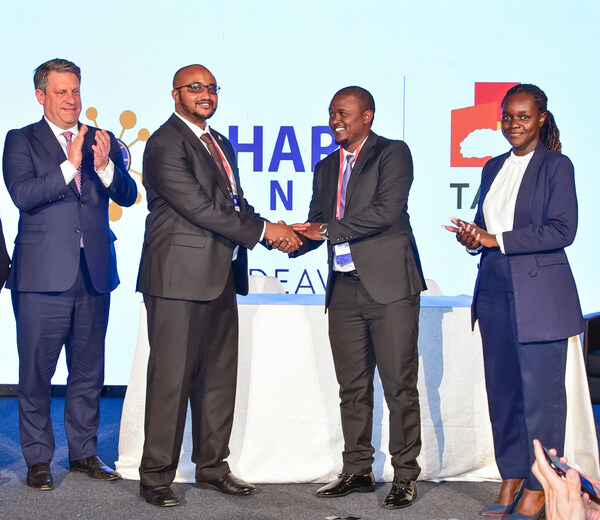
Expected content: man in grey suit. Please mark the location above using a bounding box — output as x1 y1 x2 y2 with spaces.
136 64 301 507
291 86 425 510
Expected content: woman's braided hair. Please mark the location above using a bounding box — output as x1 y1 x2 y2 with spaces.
502 84 561 153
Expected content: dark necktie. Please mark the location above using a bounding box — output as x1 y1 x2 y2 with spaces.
339 154 355 218
62 131 81 193
200 133 230 188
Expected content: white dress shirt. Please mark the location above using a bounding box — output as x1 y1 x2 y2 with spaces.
482 150 534 253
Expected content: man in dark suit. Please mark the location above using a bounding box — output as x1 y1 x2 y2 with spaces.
0 215 8 485
0 216 9 290
2 58 137 490
136 64 300 507
291 86 426 509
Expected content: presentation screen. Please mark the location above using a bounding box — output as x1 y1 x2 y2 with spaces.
1 1 598 384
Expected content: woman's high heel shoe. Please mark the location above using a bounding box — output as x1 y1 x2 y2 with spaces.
481 483 525 517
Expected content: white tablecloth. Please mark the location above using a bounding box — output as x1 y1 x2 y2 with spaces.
116 295 599 483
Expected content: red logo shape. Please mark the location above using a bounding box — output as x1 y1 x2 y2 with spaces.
450 82 519 167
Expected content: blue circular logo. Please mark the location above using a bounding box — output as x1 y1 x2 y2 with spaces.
117 138 131 171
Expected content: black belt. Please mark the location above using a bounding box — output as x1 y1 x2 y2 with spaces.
334 270 359 279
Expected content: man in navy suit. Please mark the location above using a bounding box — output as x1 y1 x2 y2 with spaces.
2 58 137 490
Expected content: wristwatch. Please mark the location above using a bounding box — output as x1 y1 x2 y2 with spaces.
319 223 328 239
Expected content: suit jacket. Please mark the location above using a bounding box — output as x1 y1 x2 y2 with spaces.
293 131 426 307
2 118 137 293
0 218 10 290
136 114 264 301
472 140 584 343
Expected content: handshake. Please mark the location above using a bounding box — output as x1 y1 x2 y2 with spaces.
264 221 326 253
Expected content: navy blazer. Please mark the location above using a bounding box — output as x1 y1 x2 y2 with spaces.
3 118 137 293
293 131 426 307
472 141 584 343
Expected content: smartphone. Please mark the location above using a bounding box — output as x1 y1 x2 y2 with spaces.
542 445 600 505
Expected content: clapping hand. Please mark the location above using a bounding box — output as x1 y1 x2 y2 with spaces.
67 125 87 170
444 217 498 249
92 129 111 171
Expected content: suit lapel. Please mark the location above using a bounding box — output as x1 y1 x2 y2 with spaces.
323 153 339 221
513 142 547 228
167 115 232 199
343 131 376 213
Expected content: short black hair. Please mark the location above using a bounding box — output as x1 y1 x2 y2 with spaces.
332 86 375 114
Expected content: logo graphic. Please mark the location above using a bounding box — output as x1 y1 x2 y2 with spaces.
450 82 519 167
86 108 149 221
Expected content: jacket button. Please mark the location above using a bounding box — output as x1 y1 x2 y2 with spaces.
75 227 80 234
529 270 537 277
79 202 84 207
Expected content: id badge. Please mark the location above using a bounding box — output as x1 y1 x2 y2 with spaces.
334 242 353 267
231 194 241 212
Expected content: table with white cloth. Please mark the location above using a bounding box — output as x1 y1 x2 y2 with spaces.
116 294 599 483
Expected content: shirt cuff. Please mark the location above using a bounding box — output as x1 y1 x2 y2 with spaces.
95 158 115 188
61 160 79 185
259 222 266 242
496 233 506 254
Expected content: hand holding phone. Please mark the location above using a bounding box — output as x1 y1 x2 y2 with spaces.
542 445 600 505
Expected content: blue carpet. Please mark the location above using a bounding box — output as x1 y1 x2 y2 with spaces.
0 396 123 469
0 397 596 520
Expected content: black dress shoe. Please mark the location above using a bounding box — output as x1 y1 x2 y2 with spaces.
316 472 376 497
383 478 417 509
26 462 53 490
140 484 180 507
69 456 121 480
195 472 256 496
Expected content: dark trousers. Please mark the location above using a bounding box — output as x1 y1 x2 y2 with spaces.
12 249 109 466
139 268 238 487
327 273 421 479
476 249 567 491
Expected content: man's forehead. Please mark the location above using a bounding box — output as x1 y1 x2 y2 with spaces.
47 71 79 85
330 94 359 110
176 66 216 85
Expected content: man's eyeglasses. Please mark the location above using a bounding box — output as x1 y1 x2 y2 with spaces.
173 82 220 94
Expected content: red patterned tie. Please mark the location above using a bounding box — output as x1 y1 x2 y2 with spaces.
200 133 231 188
62 131 81 193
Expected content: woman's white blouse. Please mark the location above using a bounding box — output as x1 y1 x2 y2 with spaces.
482 150 534 253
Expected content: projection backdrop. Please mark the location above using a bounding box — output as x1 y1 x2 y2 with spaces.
1 1 599 384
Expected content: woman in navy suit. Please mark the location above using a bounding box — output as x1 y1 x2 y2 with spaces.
446 84 584 520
